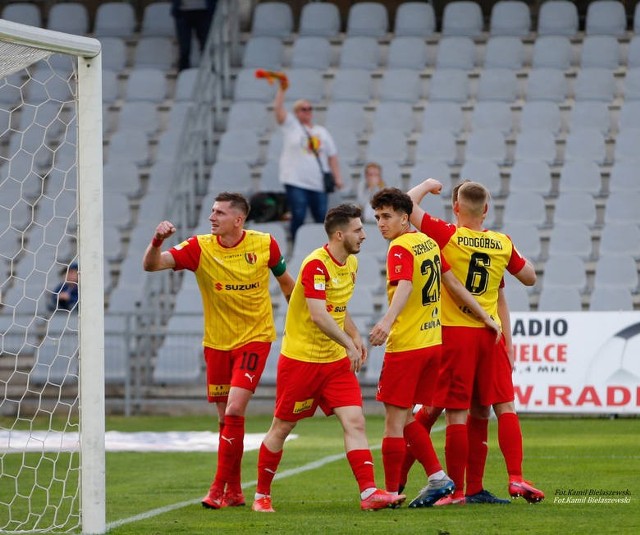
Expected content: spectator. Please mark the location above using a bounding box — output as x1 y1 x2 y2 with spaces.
356 162 385 223
273 80 344 243
171 0 217 71
48 262 79 311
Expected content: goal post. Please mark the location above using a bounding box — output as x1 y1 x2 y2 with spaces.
0 20 105 534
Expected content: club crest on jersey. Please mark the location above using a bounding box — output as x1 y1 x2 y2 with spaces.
395 264 402 274
245 252 257 264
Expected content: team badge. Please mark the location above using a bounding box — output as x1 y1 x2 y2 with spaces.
245 252 257 264
395 264 402 274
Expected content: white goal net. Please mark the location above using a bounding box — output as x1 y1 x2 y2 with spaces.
0 21 105 534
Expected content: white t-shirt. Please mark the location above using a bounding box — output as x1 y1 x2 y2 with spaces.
278 112 338 192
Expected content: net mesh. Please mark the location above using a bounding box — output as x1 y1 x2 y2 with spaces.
0 40 81 533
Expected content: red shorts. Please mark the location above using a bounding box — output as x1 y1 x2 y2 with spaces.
432 326 511 410
204 341 271 402
376 346 441 408
274 355 363 422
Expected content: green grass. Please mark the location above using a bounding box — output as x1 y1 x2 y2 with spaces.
2 415 639 534
103 415 639 535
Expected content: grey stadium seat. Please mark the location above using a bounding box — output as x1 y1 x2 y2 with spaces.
613 128 640 163
242 37 284 70
558 161 602 195
542 254 587 290
281 69 325 103
568 101 611 135
573 68 617 102
503 222 541 261
234 68 277 102
421 102 465 135
483 36 525 70
251 2 293 38
509 160 552 195
589 287 633 311
579 36 621 69
519 101 561 134
593 255 638 291
99 37 127 72
464 129 508 165
371 102 416 136
427 70 470 103
548 222 593 259
133 37 176 70
47 2 89 34
503 282 531 311
330 69 373 103
442 1 483 37
346 2 389 38
538 287 582 311
215 130 261 166
537 0 578 37
387 37 429 70
531 36 573 71
525 68 569 102
603 191 640 225
622 68 640 101
125 68 167 102
553 192 597 226
490 1 531 36
599 223 640 258
514 129 557 165
502 191 547 227
339 36 380 70
563 128 607 166
609 161 640 192
141 1 174 37
470 101 513 135
460 159 503 197
290 37 332 70
408 160 453 194
585 0 627 36
476 69 519 102
414 130 458 165
435 37 477 70
94 2 136 38
1 2 42 26
377 69 423 103
364 129 409 164
394 2 436 38
324 101 368 136
299 2 340 37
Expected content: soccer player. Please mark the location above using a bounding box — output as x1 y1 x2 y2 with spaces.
407 179 544 505
252 204 405 513
368 188 501 508
143 192 295 509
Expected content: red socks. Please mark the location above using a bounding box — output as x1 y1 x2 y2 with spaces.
498 412 523 481
404 420 442 476
256 443 283 495
382 437 406 492
445 424 467 498
466 415 489 496
346 449 376 492
214 415 245 490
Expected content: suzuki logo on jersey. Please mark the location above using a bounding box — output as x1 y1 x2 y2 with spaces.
245 252 257 264
215 282 260 291
215 282 223 291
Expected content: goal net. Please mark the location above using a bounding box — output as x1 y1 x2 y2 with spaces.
0 21 105 534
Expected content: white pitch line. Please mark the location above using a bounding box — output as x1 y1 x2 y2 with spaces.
107 424 445 530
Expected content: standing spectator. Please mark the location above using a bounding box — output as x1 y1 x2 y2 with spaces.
171 0 217 71
368 188 500 507
407 179 544 505
143 192 295 509
356 162 385 223
273 79 344 243
252 204 405 513
48 262 79 311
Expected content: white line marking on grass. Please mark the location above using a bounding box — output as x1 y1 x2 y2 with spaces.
107 424 445 530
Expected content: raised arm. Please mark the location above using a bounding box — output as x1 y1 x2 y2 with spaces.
273 82 287 125
406 178 443 229
142 220 177 271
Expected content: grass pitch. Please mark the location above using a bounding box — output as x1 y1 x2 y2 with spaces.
103 414 639 535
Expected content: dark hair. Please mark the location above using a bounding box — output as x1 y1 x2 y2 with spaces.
370 187 413 216
324 203 362 236
215 192 250 217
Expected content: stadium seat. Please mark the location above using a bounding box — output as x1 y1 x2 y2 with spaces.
99 37 127 72
613 128 640 163
133 37 176 71
514 129 557 165
470 101 513 135
420 102 465 135
371 102 415 136
542 254 587 290
537 287 582 311
394 2 436 38
377 69 423 103
503 222 541 261
174 68 199 102
251 2 293 38
1 2 42 27
525 68 569 102
290 37 332 70
330 69 372 103
435 37 477 70
330 130 361 165
627 36 640 69
585 0 627 36
30 311 79 385
140 1 174 37
339 36 380 70
106 131 150 166
563 128 607 165
346 2 389 38
257 161 284 192
483 36 525 70
47 2 89 35
579 36 621 69
568 102 611 135
103 190 133 229
299 2 340 37
593 255 638 291
427 70 470 102
573 68 617 102
537 0 578 37
324 102 367 136
558 161 602 195
281 69 325 103
519 101 561 134
599 223 640 258
116 101 160 135
548 222 593 259
509 160 552 195
617 101 640 132
502 282 531 311
104 315 129 383
225 101 272 134
553 192 597 226
414 130 458 165
408 160 453 194
215 130 261 166
442 1 483 37
531 36 573 71
502 192 547 227
103 162 142 198
234 68 276 102
94 2 137 38
364 129 409 164
603 191 640 225
124 68 167 102
464 129 508 164
609 161 640 192
459 159 503 197
242 36 284 70
387 37 429 70
490 1 531 36
208 160 253 196
476 69 519 102
589 287 633 311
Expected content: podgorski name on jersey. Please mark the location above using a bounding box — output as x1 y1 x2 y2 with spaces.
456 235 504 249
